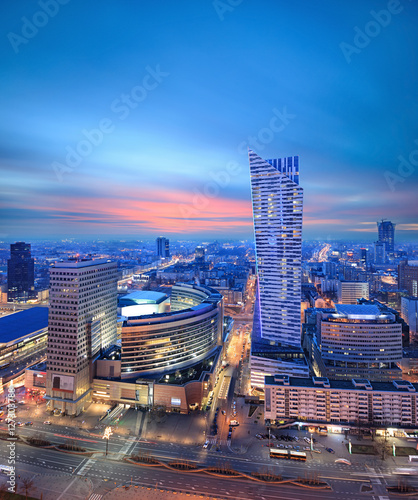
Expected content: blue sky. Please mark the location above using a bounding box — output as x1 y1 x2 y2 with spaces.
1 0 417 241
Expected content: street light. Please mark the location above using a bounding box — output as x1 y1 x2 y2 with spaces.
103 426 113 456
310 433 313 451
348 438 352 454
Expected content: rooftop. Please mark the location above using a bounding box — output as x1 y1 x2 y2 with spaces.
0 307 48 345
52 258 114 268
119 290 168 306
265 375 418 393
334 304 382 319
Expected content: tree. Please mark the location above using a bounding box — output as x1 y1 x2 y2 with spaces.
19 477 35 500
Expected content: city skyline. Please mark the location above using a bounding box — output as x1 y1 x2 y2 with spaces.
1 2 418 241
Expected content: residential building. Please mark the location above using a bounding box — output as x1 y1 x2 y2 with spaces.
264 375 418 427
249 150 306 386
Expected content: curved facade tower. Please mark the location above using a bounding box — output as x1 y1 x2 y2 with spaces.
249 149 303 346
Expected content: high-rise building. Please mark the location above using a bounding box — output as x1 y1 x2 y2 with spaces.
374 241 386 264
360 248 368 269
401 296 418 344
195 246 206 264
377 219 395 257
398 260 418 297
156 237 170 258
337 280 369 304
46 258 118 416
249 150 303 345
7 242 35 302
249 150 308 387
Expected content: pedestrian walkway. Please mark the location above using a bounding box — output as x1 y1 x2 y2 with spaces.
104 483 228 499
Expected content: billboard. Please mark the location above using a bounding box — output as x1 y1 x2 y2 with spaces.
52 374 74 392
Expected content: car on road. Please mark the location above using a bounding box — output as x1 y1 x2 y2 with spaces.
43 421 51 425
17 422 24 427
325 447 335 454
230 420 239 426
255 434 263 440
304 437 310 443
203 440 210 449
24 422 33 426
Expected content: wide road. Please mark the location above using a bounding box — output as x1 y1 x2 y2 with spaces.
0 439 381 500
2 424 417 499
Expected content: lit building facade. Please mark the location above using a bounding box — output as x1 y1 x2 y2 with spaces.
249 150 306 387
120 283 223 378
337 281 369 304
46 258 118 416
265 375 418 427
318 304 403 381
249 150 303 345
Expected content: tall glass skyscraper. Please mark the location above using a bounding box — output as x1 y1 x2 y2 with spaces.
249 150 303 346
377 219 395 257
7 241 35 302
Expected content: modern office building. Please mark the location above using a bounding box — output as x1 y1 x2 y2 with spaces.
249 150 303 345
360 248 368 269
374 241 386 265
398 260 418 297
120 283 223 378
7 242 35 302
195 246 206 263
377 219 395 257
248 150 306 387
156 237 170 258
45 258 118 416
337 280 369 304
317 304 403 381
401 296 418 344
264 375 418 427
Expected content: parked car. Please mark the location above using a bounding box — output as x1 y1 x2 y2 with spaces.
325 447 335 454
43 421 51 425
203 440 209 449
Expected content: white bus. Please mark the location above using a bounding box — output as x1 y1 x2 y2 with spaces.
0 465 13 474
408 455 418 463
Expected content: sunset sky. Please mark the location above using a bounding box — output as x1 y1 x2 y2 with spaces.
1 1 417 241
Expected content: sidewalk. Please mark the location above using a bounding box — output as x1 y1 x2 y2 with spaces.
104 483 228 499
0 472 93 500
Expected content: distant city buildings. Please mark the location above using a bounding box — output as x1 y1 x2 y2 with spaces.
195 246 206 263
398 260 418 297
337 280 369 304
7 241 35 302
46 258 118 416
156 236 170 258
377 219 395 257
374 241 386 265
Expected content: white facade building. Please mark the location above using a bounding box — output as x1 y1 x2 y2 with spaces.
249 150 303 346
265 375 418 427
